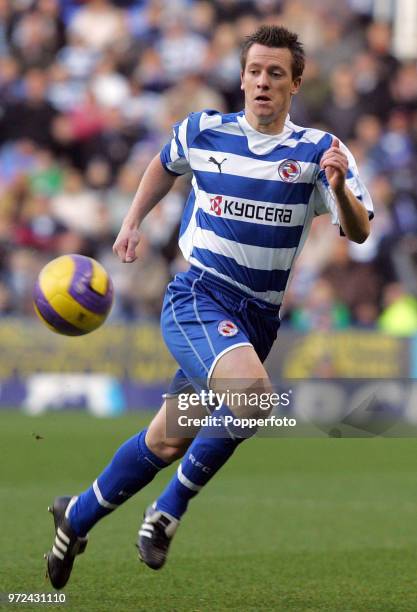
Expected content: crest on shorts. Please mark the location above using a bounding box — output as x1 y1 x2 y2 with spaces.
218 320 238 337
278 159 301 182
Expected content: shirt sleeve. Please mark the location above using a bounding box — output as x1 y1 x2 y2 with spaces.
313 136 374 227
160 116 192 176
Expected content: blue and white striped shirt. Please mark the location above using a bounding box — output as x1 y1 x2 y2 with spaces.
160 110 373 306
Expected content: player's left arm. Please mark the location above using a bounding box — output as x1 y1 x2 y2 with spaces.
320 137 370 244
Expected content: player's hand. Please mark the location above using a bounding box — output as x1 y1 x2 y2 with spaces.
113 225 141 263
320 137 348 195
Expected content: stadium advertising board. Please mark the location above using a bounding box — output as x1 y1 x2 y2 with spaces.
0 322 413 425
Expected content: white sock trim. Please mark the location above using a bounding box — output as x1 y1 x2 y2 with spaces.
177 464 202 492
93 479 118 510
64 496 78 520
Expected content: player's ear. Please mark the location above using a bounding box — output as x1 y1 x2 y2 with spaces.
240 70 244 90
290 77 302 95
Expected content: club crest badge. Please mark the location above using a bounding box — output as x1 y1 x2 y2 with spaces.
210 195 223 216
218 320 238 337
278 159 302 183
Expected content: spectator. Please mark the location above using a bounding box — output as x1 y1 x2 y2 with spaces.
378 283 417 336
324 64 362 141
365 20 399 81
90 56 130 109
122 76 164 131
189 1 216 38
9 5 61 69
50 168 108 239
0 281 13 316
57 32 102 81
0 55 22 104
353 51 393 120
162 73 227 124
1 69 57 149
29 148 64 197
0 0 416 325
47 61 85 112
391 63 417 111
0 0 11 56
103 163 142 237
68 0 127 52
290 278 351 332
99 235 169 319
205 22 241 110
13 192 65 251
157 18 209 83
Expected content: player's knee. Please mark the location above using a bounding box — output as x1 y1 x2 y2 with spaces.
224 377 274 420
147 437 189 463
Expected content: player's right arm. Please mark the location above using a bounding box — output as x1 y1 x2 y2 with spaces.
114 110 212 262
113 154 178 263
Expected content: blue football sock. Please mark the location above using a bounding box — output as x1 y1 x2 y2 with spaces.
156 409 244 520
69 429 167 536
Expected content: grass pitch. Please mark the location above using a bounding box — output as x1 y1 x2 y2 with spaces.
1 410 417 611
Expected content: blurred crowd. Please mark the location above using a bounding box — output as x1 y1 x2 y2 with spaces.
1 0 417 334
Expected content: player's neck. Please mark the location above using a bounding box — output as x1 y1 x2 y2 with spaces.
244 108 287 135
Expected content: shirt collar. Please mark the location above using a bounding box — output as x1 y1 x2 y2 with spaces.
237 113 293 155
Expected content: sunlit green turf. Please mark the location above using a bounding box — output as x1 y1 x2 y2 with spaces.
1 410 417 611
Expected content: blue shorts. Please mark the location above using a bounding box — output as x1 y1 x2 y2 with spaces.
161 266 281 394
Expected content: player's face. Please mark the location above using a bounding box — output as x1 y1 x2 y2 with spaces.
241 44 301 133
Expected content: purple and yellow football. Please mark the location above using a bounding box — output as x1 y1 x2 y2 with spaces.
33 254 114 336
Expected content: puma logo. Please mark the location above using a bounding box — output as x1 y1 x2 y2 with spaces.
208 156 227 173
